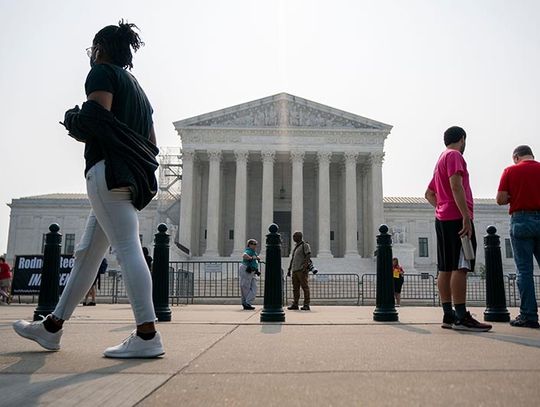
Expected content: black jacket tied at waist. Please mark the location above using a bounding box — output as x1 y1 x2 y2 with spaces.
62 100 159 211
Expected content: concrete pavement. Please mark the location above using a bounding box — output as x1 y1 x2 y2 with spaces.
1 304 539 406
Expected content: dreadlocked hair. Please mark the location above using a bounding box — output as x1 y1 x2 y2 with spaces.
93 19 144 70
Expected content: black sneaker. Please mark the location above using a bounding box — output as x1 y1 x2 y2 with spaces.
242 304 255 310
287 304 299 310
453 311 492 332
510 315 540 329
441 313 456 329
301 305 311 311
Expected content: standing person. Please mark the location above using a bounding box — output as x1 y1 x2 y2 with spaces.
425 126 492 332
13 20 164 358
142 247 153 272
240 239 260 310
83 258 107 306
287 231 312 311
496 145 540 329
392 258 404 307
0 257 12 304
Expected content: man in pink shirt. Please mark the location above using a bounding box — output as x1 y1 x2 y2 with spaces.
425 126 492 332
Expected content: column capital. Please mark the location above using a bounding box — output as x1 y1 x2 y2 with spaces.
317 151 332 164
234 150 249 163
207 150 222 162
344 151 359 164
358 164 369 176
261 150 276 163
368 152 385 166
290 150 305 163
181 149 196 161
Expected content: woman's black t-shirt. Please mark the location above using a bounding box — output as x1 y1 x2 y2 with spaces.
83 63 153 173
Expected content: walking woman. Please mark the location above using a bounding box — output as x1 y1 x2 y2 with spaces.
13 20 164 358
240 239 260 310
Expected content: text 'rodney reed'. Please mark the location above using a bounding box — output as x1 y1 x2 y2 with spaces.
17 256 75 270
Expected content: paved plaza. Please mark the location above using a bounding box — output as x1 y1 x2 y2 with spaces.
1 304 539 406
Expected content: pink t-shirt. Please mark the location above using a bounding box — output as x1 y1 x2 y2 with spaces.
427 149 474 221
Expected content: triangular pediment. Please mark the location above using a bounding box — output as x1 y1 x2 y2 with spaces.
174 93 392 131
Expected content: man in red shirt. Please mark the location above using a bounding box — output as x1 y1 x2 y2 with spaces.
425 126 492 332
0 257 12 304
497 145 540 329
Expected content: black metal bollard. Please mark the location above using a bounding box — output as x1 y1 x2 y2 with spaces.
373 224 398 322
484 225 510 322
34 224 62 321
261 223 286 322
152 223 172 322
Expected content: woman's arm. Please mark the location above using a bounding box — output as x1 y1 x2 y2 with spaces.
87 91 113 111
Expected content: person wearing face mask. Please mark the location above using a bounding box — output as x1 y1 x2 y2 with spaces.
425 126 492 332
13 20 164 358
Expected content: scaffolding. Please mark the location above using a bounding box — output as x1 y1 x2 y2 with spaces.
157 147 182 241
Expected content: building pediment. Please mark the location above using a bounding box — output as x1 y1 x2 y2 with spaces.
174 93 392 131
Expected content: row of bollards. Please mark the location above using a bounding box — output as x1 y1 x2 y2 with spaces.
34 223 172 322
34 222 510 324
371 224 511 322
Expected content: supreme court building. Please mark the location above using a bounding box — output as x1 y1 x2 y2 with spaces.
6 93 520 274
174 93 392 260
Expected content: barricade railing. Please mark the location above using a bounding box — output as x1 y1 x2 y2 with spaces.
464 275 515 306
361 273 437 305
93 265 540 308
168 261 267 303
284 273 361 305
96 271 121 303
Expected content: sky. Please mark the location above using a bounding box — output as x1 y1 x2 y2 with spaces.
1 0 539 254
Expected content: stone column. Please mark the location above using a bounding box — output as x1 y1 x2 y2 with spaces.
317 151 332 258
290 150 304 239
360 166 370 258
232 151 249 256
205 150 222 257
179 150 195 255
344 151 360 257
370 152 385 253
260 150 275 253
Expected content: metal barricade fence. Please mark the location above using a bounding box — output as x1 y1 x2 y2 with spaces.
361 273 437 305
96 271 121 303
283 273 361 305
96 262 540 308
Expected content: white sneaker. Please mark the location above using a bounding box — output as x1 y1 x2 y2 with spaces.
13 315 63 351
103 330 165 359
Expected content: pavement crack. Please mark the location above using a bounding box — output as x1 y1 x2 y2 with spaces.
134 324 240 406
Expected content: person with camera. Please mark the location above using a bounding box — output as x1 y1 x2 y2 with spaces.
287 231 312 311
240 239 260 310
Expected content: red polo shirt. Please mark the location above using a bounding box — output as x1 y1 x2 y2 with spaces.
0 262 11 280
498 160 540 214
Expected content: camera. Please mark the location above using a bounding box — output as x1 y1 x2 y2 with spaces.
307 260 318 275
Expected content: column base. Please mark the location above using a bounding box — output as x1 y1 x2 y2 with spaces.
316 251 333 259
344 252 361 258
230 250 245 260
203 250 220 258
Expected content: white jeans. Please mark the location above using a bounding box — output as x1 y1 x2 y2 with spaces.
239 265 257 305
54 161 156 325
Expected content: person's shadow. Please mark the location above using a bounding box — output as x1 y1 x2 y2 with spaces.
0 347 158 406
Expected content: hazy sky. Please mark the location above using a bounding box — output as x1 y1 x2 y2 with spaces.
1 0 539 254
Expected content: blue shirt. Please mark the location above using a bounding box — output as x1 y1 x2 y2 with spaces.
242 247 258 270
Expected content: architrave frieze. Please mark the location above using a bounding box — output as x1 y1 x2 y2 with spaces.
178 128 388 151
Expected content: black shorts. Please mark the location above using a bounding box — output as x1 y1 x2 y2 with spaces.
393 277 404 293
435 218 476 272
